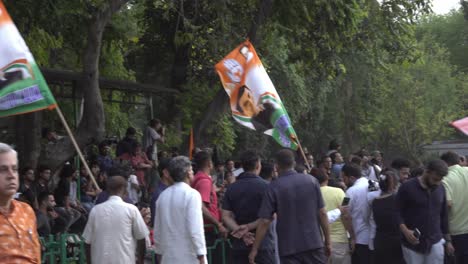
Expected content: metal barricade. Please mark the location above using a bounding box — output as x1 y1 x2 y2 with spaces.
41 229 232 264
204 224 231 264
40 234 86 264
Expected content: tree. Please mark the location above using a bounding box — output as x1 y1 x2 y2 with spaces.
416 11 468 72
5 0 132 170
359 38 467 160
462 0 468 20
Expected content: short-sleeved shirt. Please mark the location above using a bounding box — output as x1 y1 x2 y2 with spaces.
80 177 94 203
0 200 41 263
82 196 149 264
442 165 468 235
222 172 275 250
142 127 161 161
192 171 220 222
36 210 52 237
150 182 168 226
346 177 371 245
131 152 151 187
258 170 325 257
321 186 347 243
97 155 114 174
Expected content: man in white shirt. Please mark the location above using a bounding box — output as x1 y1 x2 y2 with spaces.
342 163 371 264
83 176 149 264
154 156 207 264
142 119 165 162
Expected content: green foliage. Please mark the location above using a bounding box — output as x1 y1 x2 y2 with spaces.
160 125 183 151
208 114 237 156
416 11 468 72
24 28 63 66
7 0 467 162
100 40 136 80
359 39 467 160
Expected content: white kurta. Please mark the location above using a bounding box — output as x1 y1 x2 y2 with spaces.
154 182 207 264
82 196 149 264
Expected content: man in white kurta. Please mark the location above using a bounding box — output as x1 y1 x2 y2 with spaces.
154 156 207 264
83 176 149 264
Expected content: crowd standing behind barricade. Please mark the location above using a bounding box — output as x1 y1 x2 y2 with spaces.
1 133 468 264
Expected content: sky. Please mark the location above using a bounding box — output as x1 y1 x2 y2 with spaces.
432 0 461 14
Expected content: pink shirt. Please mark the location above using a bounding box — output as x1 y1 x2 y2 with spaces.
131 152 151 186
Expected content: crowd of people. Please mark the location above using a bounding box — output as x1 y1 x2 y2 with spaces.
0 128 468 264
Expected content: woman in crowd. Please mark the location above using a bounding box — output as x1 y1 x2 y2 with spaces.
371 169 405 264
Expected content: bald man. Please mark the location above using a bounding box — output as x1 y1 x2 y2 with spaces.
83 176 149 264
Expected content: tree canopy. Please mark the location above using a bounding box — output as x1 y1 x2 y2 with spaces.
3 0 467 167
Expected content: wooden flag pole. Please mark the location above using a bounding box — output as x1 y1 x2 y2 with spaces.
55 106 101 191
297 140 311 171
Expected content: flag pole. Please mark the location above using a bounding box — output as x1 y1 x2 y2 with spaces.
296 139 311 171
55 105 100 191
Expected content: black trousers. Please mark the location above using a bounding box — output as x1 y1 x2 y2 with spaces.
352 244 370 264
280 248 326 264
452 233 468 264
231 249 276 264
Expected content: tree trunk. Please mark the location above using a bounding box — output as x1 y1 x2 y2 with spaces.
189 0 273 150
462 1 468 21
342 78 357 152
15 112 42 168
39 0 130 171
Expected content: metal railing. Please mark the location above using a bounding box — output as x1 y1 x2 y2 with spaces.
41 227 231 264
40 234 86 264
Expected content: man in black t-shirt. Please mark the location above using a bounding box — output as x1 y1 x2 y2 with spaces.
222 151 276 263
249 149 330 264
54 165 82 232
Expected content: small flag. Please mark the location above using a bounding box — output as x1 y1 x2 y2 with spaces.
0 1 57 118
215 40 299 150
450 117 468 136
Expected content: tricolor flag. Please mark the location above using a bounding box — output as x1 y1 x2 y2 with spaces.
450 117 468 136
215 40 299 150
0 1 57 118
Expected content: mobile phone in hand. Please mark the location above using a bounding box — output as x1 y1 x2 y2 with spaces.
413 228 421 239
342 197 350 206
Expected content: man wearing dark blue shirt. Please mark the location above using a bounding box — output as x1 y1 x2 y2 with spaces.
249 149 330 264
396 159 454 264
222 151 276 264
150 158 172 226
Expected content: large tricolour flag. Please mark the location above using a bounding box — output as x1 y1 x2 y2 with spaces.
215 40 299 150
450 117 468 136
0 1 57 118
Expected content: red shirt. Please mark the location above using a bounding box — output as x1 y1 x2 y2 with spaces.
191 171 220 223
131 152 151 187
